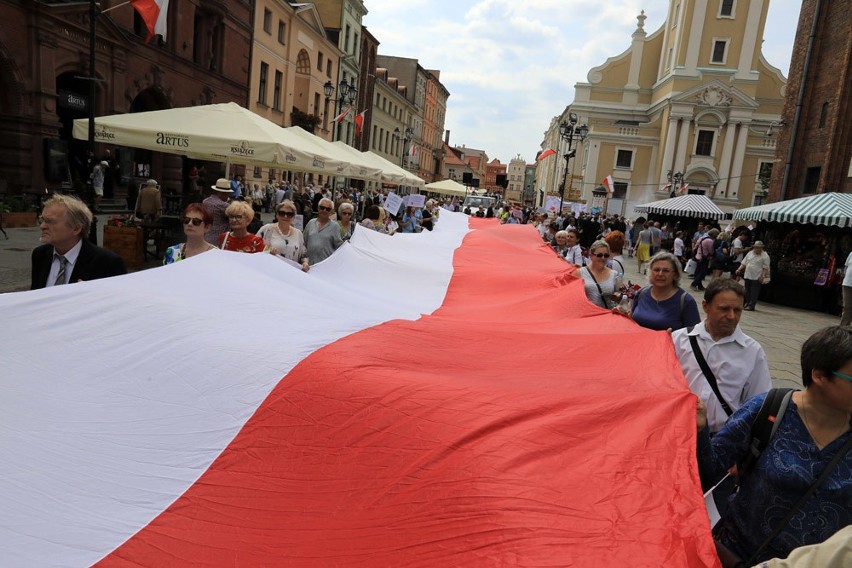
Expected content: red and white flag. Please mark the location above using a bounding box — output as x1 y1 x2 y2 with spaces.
0 214 718 566
333 105 353 123
354 110 367 136
602 174 614 196
678 183 690 195
130 0 170 43
408 143 417 157
536 148 556 161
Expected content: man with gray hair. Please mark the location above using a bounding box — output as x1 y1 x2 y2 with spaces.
303 197 343 265
31 194 126 289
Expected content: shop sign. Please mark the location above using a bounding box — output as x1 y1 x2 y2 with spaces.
58 90 88 112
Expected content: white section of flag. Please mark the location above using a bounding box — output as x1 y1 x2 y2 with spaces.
0 212 471 566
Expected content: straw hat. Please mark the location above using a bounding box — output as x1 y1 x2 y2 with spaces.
211 178 232 193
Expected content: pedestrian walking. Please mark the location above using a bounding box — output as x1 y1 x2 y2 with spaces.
736 241 771 311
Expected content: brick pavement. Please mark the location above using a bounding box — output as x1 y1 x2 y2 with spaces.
1 223 841 387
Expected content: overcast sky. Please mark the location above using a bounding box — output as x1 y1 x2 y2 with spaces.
363 0 800 165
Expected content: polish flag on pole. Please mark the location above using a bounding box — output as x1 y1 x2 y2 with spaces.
130 0 170 43
354 110 367 136
602 175 614 197
334 105 353 123
678 183 689 196
408 143 417 157
536 148 556 162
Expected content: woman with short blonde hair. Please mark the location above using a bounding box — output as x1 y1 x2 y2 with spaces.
218 201 266 253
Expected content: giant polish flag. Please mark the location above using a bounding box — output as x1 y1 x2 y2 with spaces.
130 0 170 43
0 213 719 566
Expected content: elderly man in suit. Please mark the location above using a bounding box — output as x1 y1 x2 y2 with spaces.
31 194 127 290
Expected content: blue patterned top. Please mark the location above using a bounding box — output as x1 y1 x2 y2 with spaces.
697 392 851 563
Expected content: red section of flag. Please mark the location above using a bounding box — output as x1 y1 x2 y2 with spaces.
354 110 366 136
602 175 614 196
334 105 352 123
408 143 417 157
130 0 169 43
536 148 556 161
98 221 718 566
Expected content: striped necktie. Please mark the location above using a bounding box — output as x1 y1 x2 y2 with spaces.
54 254 68 286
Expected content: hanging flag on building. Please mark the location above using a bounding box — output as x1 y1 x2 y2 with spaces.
354 110 367 136
130 0 170 43
602 175 614 196
536 148 556 161
678 183 690 196
334 105 353 123
408 143 417 157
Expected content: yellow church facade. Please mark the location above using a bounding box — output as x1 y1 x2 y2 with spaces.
559 0 786 217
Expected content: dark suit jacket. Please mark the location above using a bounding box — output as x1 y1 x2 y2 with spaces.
31 239 128 290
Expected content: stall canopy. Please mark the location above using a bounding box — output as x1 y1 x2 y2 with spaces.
363 149 424 187
283 127 384 180
330 141 417 186
733 192 852 228
634 194 726 219
424 179 469 197
72 102 351 176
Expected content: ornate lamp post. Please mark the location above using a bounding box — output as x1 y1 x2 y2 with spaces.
667 170 684 197
394 126 414 167
558 113 588 212
324 79 357 142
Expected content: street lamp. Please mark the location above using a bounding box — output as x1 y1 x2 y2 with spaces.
558 112 588 212
667 170 684 197
324 78 358 141
394 126 414 167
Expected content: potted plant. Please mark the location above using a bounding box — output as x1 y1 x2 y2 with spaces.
103 214 144 269
0 195 38 227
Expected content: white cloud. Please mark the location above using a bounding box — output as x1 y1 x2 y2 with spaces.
364 0 798 164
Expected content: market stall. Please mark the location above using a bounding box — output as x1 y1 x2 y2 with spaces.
734 192 852 313
424 179 469 198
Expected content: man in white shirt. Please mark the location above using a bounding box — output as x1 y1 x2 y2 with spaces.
671 278 772 434
842 250 852 326
563 229 585 266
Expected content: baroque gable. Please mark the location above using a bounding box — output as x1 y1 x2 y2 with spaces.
670 81 759 111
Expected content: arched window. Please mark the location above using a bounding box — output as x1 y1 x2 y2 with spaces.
296 50 310 74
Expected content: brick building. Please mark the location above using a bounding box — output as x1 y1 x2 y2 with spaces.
0 0 251 197
768 0 852 201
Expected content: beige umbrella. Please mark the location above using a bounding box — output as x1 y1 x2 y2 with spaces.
424 179 469 197
72 102 352 177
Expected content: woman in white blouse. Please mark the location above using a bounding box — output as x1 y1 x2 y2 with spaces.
256 199 310 272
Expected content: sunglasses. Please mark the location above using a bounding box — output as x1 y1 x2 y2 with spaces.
341 211 352 215
318 206 333 212
277 210 295 217
228 215 243 221
592 253 610 258
182 217 204 226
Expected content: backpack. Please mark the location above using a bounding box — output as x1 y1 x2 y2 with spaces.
713 239 730 264
737 388 796 482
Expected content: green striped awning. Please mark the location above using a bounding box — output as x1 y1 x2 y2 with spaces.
634 194 726 219
733 192 852 227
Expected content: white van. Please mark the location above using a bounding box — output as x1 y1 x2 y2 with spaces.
462 195 496 216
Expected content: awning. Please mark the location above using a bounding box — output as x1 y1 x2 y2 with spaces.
424 179 469 197
73 102 351 176
330 141 423 187
733 192 852 228
284 128 384 180
634 194 726 220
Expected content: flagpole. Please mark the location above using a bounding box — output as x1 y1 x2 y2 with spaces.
101 0 132 14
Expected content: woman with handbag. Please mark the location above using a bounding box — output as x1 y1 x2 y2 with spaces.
696 326 852 567
628 252 700 331
579 240 622 309
736 240 771 311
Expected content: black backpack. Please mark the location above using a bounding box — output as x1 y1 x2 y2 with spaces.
738 388 795 481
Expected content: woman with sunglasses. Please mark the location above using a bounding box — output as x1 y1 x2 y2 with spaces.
578 240 622 309
218 201 266 253
696 326 852 566
337 202 355 242
163 203 217 264
257 199 309 271
303 197 343 265
628 251 700 331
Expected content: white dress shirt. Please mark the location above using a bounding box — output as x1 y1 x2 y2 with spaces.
565 244 584 266
671 321 772 433
46 239 83 287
